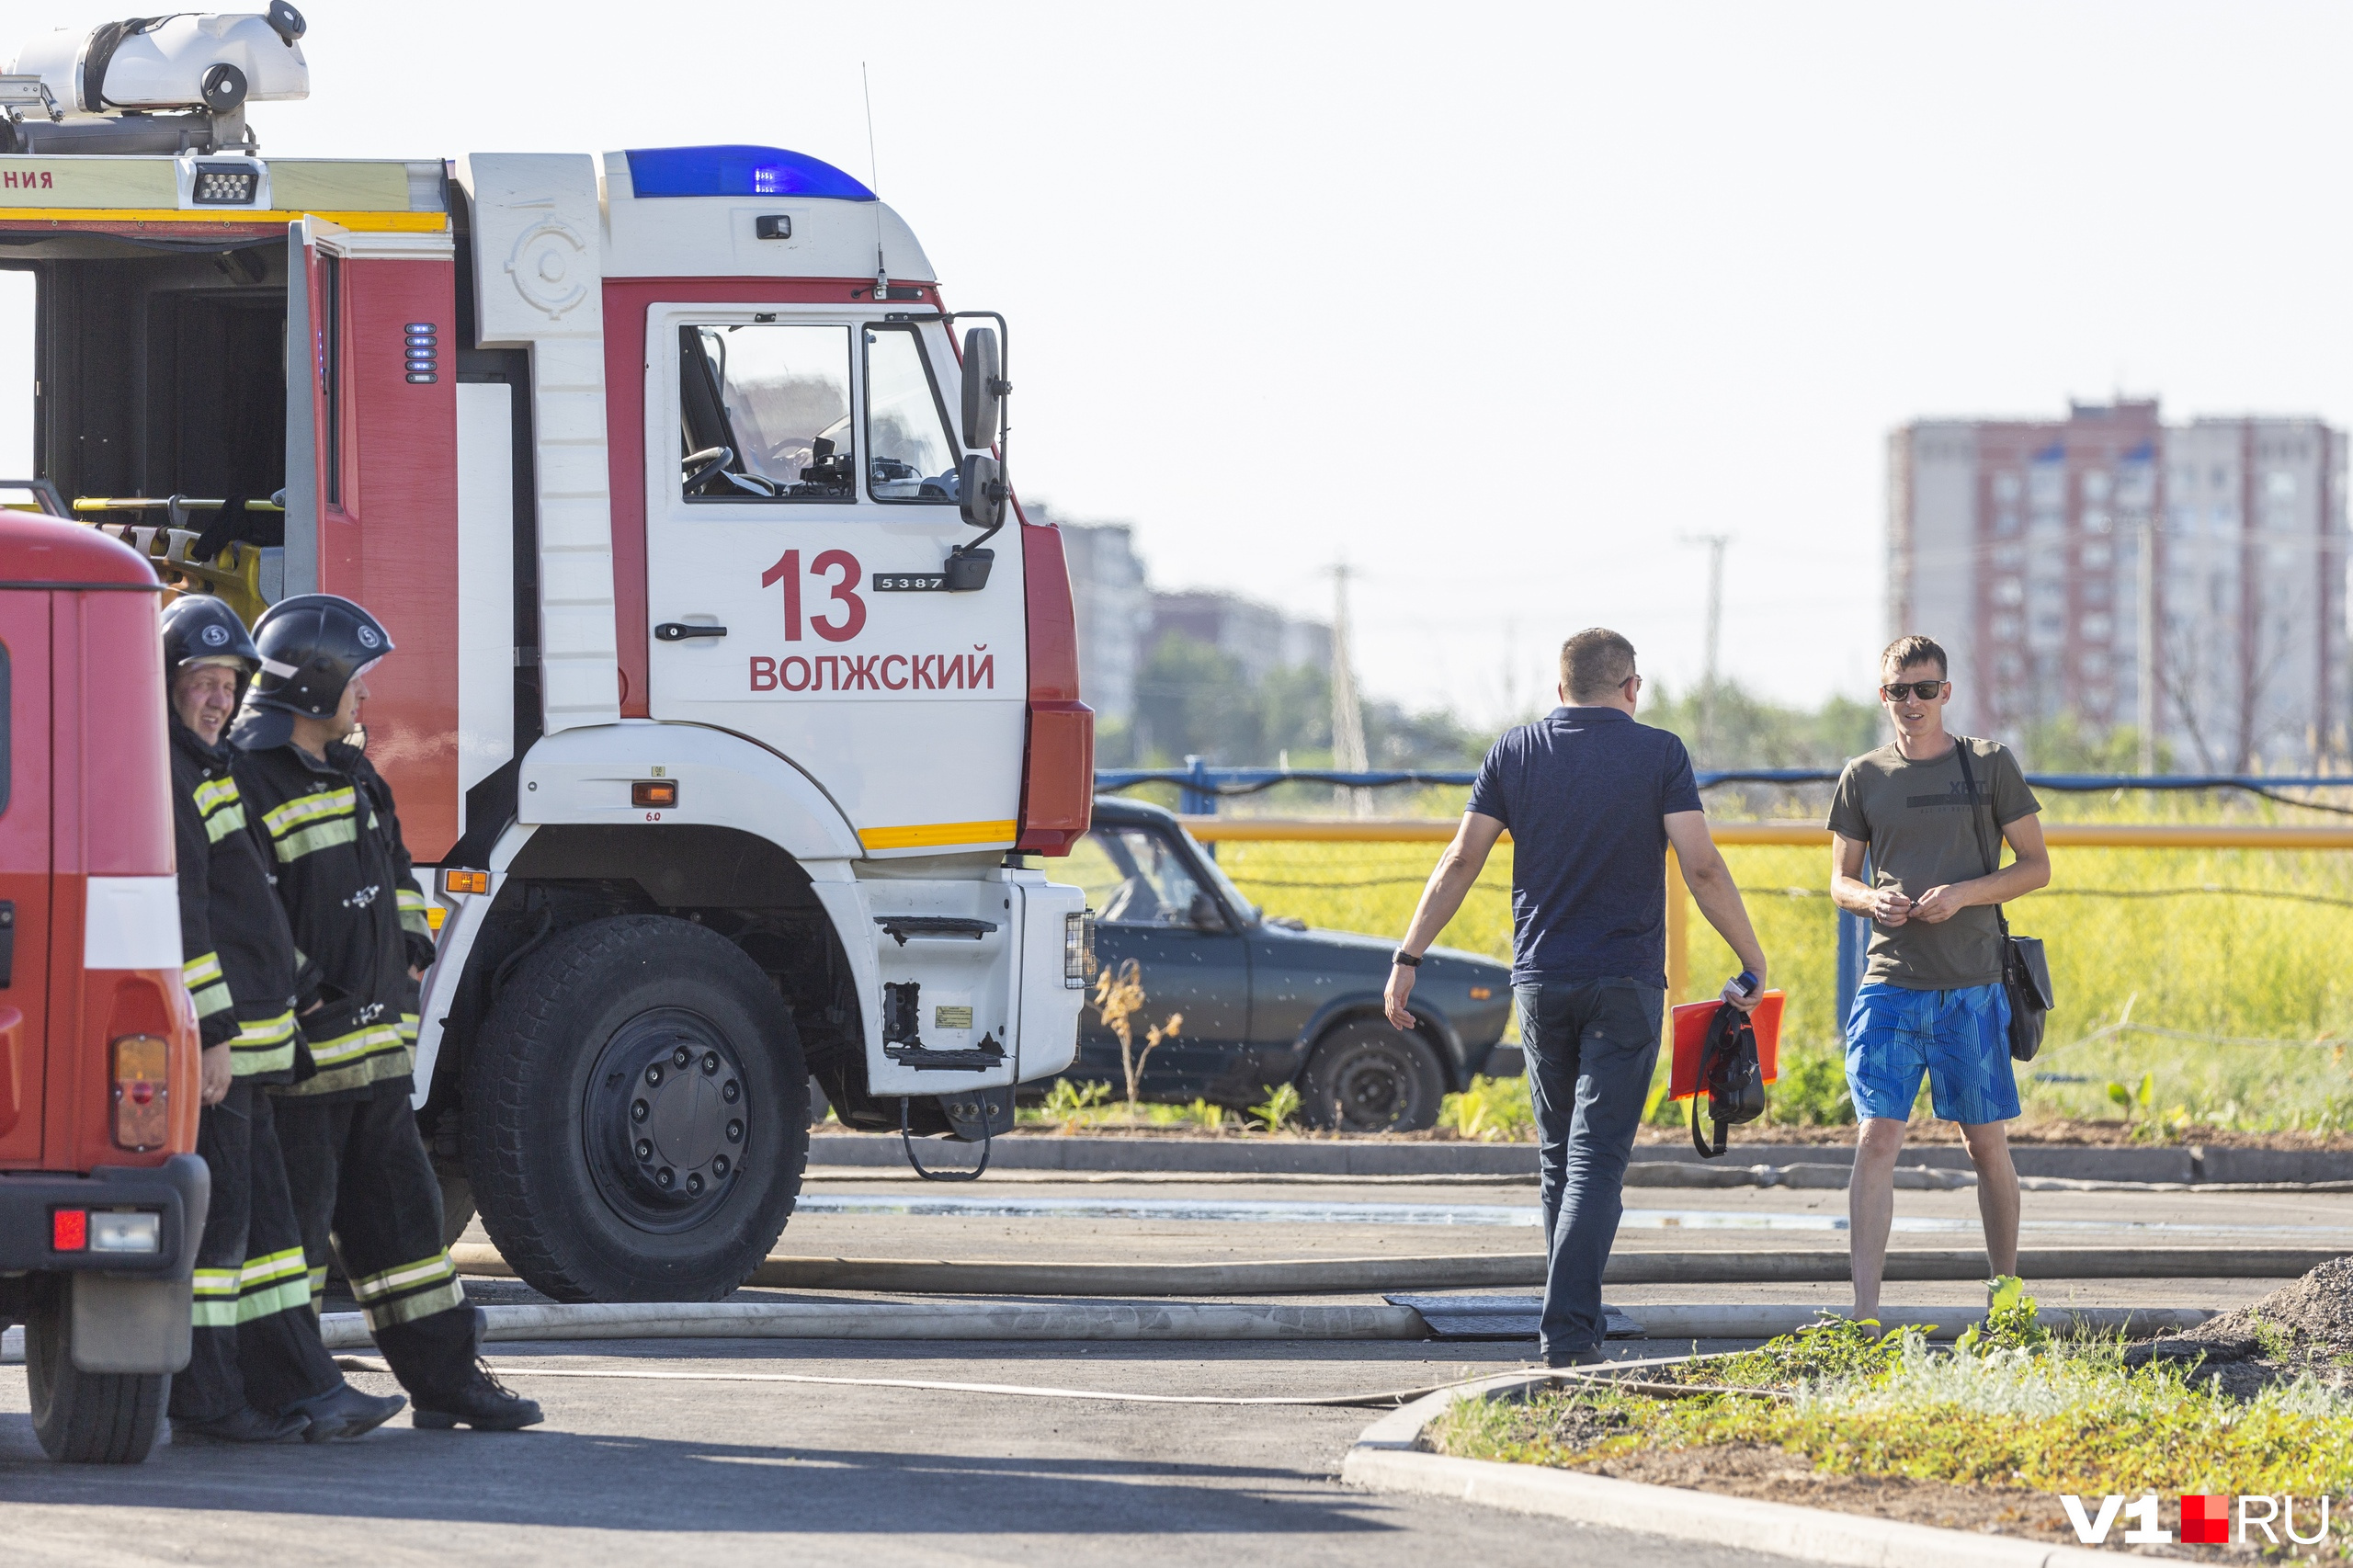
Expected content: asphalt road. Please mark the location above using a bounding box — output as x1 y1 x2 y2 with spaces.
0 1340 1800 1568
3 1173 2340 1565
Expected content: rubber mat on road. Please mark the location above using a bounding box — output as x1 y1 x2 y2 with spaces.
1388 1294 1643 1340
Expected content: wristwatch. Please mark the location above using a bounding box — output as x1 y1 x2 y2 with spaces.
1391 949 1423 969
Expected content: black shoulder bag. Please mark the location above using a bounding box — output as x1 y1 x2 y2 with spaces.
1690 1002 1766 1158
1953 741 2055 1063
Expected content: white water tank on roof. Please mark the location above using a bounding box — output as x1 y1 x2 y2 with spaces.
13 10 308 118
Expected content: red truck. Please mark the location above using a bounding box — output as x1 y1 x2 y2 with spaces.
0 510 205 1464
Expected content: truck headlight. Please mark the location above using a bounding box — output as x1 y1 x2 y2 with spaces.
1063 910 1096 989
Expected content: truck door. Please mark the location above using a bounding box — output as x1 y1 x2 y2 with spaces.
641 308 1027 854
285 217 465 858
0 589 49 1162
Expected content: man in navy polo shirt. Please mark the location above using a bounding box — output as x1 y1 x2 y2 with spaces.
1386 628 1768 1366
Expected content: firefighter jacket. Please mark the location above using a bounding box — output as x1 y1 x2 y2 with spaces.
233 737 435 1099
170 718 310 1082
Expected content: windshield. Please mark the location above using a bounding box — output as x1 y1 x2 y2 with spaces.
1065 823 1258 926
1194 843 1260 925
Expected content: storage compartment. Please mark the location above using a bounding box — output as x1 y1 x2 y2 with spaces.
18 240 290 509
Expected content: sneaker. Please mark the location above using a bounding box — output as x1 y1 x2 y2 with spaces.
413 1363 543 1432
290 1381 408 1442
1542 1347 1608 1369
172 1405 308 1444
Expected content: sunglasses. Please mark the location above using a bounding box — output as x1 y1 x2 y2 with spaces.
1880 681 1947 702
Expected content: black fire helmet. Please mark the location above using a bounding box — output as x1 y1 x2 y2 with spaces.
231 594 392 750
160 593 260 682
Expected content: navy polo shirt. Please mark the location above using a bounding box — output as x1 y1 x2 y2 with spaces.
1465 707 1702 988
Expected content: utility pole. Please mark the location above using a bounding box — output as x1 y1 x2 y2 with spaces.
2136 513 2157 774
1328 563 1370 817
1681 534 1731 758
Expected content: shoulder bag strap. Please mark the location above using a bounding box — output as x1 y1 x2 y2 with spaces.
1951 739 2012 940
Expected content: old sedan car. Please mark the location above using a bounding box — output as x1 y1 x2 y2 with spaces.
1059 797 1516 1131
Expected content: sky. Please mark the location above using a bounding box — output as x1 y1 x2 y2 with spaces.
5 2 2353 730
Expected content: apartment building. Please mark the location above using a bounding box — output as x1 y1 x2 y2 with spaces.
1888 401 2347 769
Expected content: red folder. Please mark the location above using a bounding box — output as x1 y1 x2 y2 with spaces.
1668 991 1783 1100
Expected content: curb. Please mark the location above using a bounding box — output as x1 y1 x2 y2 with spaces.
449 1243 2335 1296
312 1299 1430 1349
1341 1372 2117 1568
811 1132 2353 1186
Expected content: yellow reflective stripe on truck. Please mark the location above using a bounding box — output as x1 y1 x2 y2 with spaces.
0 209 449 232
858 819 1017 851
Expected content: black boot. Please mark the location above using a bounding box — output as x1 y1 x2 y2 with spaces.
413 1361 542 1431
288 1381 407 1441
172 1405 308 1444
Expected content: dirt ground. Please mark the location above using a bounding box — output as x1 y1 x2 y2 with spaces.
1573 1442 2250 1561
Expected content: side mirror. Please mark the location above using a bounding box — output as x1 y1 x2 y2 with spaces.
1186 890 1226 933
959 453 1005 531
961 327 1004 449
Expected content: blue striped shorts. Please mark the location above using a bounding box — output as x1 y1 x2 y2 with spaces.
1843 981 2020 1125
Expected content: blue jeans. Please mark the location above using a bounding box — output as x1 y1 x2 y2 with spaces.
1516 977 1665 1361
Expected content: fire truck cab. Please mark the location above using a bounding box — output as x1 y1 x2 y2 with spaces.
0 11 1093 1303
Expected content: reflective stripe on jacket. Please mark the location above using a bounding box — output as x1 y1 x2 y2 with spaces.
233 739 425 1099
171 720 310 1081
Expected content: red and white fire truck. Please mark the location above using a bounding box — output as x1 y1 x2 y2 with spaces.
0 9 1095 1304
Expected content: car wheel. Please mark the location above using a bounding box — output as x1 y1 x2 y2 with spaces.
26 1277 165 1464
1299 1017 1448 1132
462 915 808 1302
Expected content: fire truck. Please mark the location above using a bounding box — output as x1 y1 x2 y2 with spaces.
0 10 1095 1305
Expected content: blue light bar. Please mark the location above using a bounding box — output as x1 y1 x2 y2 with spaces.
624 145 875 201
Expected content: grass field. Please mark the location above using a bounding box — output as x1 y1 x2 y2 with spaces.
1202 794 2353 1135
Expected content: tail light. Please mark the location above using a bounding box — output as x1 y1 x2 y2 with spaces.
1064 910 1097 988
110 1034 170 1151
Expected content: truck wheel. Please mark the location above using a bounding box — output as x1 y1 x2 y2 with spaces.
1299 1018 1447 1133
438 1170 477 1251
25 1278 165 1464
462 915 808 1302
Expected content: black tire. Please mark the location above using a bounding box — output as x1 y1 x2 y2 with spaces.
26 1278 165 1464
438 1169 477 1251
1299 1017 1449 1133
462 915 808 1302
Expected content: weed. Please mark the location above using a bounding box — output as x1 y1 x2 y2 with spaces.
1249 1082 1302 1132
1040 1077 1111 1131
1090 959 1183 1113
2247 1314 2296 1362
1766 1043 1855 1127
1183 1096 1229 1133
1439 1074 1536 1142
1955 1276 2048 1358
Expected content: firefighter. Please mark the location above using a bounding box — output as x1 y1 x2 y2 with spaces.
162 594 407 1444
232 594 541 1432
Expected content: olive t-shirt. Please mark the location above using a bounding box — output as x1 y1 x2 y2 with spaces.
1826 736 2040 991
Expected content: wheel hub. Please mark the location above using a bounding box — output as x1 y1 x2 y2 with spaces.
1334 1056 1406 1129
584 1010 748 1232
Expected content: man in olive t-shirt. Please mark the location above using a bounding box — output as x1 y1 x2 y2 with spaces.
1828 635 2050 1320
